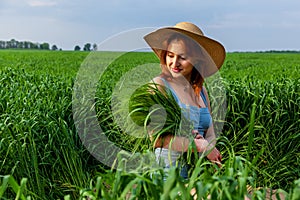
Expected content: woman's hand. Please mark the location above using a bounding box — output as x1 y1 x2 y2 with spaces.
206 146 222 167
194 138 222 167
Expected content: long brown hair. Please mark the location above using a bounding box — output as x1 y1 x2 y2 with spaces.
159 33 204 96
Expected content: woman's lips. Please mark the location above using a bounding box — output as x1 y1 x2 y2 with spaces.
171 67 182 73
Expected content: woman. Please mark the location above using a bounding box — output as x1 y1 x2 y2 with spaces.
143 22 226 179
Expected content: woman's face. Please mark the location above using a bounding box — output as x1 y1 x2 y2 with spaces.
166 39 195 81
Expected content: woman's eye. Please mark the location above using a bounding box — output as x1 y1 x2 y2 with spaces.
180 56 186 60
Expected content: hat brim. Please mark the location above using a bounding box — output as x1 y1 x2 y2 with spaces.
144 27 226 77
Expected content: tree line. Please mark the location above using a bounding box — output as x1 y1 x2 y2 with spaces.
0 39 97 51
0 39 60 50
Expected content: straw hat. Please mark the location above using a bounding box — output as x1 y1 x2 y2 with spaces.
144 22 226 77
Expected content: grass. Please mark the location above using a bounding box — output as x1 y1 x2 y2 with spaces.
0 50 299 199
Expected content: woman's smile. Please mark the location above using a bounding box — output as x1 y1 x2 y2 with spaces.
166 39 194 80
171 67 182 73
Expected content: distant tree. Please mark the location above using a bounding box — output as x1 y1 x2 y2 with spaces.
24 41 30 49
40 42 50 50
10 39 17 48
51 45 58 51
92 43 98 51
31 42 39 49
0 41 5 49
6 40 12 48
74 45 81 51
17 41 24 49
83 43 91 51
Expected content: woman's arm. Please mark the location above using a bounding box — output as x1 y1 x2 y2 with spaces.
205 124 217 146
201 86 222 165
152 133 208 153
202 86 217 146
152 133 221 166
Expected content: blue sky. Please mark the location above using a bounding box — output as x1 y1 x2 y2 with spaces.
1 0 300 52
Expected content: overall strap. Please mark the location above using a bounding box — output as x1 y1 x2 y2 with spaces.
200 87 209 107
156 77 181 104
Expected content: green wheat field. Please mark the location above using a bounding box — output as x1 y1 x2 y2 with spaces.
0 50 299 199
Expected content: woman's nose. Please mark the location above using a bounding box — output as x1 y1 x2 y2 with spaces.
173 56 180 67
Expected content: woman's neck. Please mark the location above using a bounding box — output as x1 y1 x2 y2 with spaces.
172 74 191 84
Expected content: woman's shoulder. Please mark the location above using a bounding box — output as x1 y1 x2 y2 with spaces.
149 76 171 93
151 75 169 86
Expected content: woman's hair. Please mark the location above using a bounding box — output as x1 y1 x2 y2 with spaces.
160 33 204 96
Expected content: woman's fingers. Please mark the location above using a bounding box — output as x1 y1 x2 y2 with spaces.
194 138 222 167
206 148 222 167
212 160 222 168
